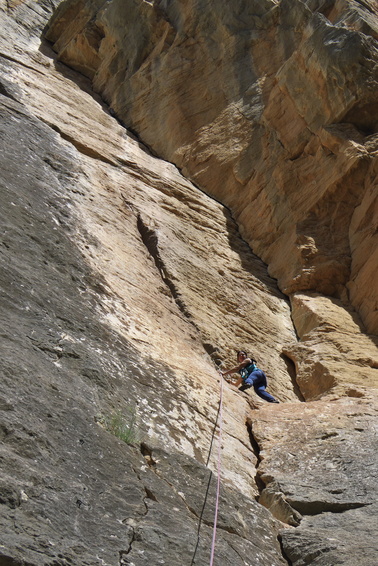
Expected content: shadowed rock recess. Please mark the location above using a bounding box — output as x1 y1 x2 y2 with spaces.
0 0 377 565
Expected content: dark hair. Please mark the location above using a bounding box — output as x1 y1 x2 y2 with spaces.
237 350 248 358
237 350 256 363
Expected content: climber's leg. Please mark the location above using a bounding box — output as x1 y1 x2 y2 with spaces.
251 370 279 403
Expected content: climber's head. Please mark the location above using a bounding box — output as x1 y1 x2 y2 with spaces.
237 350 248 362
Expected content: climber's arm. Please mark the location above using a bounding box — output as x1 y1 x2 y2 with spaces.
221 357 251 377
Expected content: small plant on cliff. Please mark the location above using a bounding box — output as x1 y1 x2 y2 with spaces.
99 408 141 445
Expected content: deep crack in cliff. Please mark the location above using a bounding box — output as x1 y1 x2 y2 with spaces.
136 213 199 327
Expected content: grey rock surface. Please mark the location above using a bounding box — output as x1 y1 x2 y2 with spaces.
280 503 378 566
252 398 378 565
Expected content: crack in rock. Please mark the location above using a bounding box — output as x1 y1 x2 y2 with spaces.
136 213 199 327
246 418 302 527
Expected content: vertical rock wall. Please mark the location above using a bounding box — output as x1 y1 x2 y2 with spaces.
0 1 295 564
45 0 378 398
0 0 378 565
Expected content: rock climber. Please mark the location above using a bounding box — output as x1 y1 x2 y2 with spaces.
220 350 279 403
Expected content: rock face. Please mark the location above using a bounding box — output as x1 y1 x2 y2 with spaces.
45 0 378 331
253 394 378 565
45 0 378 400
0 0 377 565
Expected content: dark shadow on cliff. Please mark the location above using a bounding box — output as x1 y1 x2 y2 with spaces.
221 206 288 301
280 353 305 401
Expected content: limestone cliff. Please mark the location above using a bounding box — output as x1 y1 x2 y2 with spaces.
0 1 377 565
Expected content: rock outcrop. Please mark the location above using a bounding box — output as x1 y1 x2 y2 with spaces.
0 0 377 565
253 393 378 562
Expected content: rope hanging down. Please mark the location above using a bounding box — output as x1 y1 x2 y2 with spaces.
209 372 224 565
190 372 224 566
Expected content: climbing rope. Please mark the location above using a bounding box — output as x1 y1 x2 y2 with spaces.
209 371 224 566
190 371 224 566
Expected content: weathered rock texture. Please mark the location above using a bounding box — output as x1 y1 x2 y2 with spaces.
45 0 378 400
253 393 378 565
0 0 378 565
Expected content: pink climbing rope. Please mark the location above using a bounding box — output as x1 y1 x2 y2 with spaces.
209 373 224 566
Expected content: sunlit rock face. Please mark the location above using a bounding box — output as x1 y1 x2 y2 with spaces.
45 0 378 399
45 0 378 335
1 0 378 565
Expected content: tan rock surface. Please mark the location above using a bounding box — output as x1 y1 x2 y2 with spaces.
0 2 300 500
285 292 378 399
45 0 378 337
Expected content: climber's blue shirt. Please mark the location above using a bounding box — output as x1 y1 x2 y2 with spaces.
239 362 259 382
